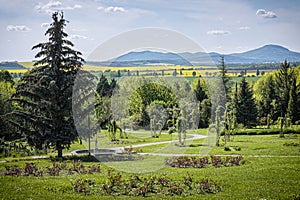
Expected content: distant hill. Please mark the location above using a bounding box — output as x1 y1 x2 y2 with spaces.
94 44 300 66
0 62 27 70
228 45 300 63
180 45 300 65
110 50 192 66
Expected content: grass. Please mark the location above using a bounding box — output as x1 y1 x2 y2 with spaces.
80 130 193 149
137 133 300 156
0 133 299 199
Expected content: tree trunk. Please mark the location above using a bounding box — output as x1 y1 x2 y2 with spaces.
57 143 63 158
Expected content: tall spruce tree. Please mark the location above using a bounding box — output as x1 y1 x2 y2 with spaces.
286 68 299 123
236 77 257 127
10 12 84 157
275 60 291 119
218 56 230 100
194 79 210 128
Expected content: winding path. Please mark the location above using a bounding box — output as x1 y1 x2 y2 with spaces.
107 134 207 152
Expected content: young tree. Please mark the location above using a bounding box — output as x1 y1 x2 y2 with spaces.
218 56 230 100
193 79 210 128
286 69 299 124
177 116 187 145
95 74 117 128
10 12 84 157
275 60 291 119
236 77 257 127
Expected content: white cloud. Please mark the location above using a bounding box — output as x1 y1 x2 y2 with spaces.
97 6 127 13
207 30 230 35
6 25 31 32
256 9 277 18
70 34 88 40
35 0 81 13
239 26 250 30
74 5 82 9
41 23 50 28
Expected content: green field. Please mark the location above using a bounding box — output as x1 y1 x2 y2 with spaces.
1 133 299 199
7 62 267 79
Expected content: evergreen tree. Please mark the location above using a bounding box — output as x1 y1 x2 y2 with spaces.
199 99 211 128
194 79 210 128
275 60 291 118
10 12 84 157
96 74 116 98
194 79 207 102
236 77 257 127
286 69 299 123
218 56 230 100
0 81 19 153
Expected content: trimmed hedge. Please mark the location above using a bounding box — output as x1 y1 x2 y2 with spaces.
221 128 300 136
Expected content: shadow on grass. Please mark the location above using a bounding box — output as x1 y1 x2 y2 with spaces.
189 144 209 147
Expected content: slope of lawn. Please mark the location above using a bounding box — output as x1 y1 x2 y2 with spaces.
0 133 299 199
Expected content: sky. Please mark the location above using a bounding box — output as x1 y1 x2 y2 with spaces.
1 0 300 61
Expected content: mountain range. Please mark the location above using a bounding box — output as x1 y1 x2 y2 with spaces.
102 44 300 66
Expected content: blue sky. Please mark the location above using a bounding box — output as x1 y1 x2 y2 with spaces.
1 0 300 61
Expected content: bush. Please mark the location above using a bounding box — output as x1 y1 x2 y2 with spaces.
1 160 100 177
165 156 244 168
72 179 96 195
97 171 221 197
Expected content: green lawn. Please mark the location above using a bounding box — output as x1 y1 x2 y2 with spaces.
0 133 299 199
138 134 300 156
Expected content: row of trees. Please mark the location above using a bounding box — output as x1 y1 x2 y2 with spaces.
221 59 300 141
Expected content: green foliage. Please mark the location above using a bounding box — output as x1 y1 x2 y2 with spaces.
253 61 300 126
0 70 14 84
9 12 84 157
193 78 211 128
129 82 178 127
218 56 230 99
0 81 22 155
236 77 257 127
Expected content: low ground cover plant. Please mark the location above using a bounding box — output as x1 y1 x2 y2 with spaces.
71 170 221 196
1 160 100 177
165 155 244 168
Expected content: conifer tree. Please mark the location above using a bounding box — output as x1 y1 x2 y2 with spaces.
236 77 257 127
10 12 84 157
218 56 230 100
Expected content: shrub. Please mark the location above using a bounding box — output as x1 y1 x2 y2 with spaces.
72 179 95 195
24 162 43 176
165 156 244 168
98 171 221 197
3 165 23 176
195 178 221 194
2 160 101 177
283 142 300 147
210 156 224 167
